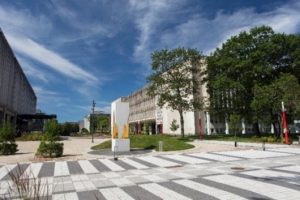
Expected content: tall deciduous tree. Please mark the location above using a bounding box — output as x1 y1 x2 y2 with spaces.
251 73 300 138
207 26 300 136
147 48 204 138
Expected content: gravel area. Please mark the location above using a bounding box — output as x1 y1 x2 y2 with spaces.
0 137 109 165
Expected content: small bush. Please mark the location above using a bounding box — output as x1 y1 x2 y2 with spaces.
0 122 18 155
36 119 63 158
42 120 60 142
36 141 63 157
170 119 179 132
266 136 276 143
0 142 18 155
81 128 89 134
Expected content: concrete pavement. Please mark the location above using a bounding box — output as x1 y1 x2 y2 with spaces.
1 147 300 199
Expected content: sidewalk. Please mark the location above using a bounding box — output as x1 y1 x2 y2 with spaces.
199 139 300 148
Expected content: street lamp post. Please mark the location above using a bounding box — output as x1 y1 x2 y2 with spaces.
91 100 96 143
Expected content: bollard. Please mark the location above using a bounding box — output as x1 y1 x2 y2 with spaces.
158 141 163 152
234 141 238 147
262 141 265 151
114 146 118 161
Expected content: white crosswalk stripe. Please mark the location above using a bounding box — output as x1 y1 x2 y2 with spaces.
78 160 98 174
54 161 70 177
0 180 12 196
22 163 43 179
216 149 291 159
174 179 247 200
268 148 300 154
0 164 16 180
162 154 210 164
99 159 125 171
276 165 300 173
189 152 241 161
140 183 191 200
100 187 134 200
137 156 180 167
205 174 300 200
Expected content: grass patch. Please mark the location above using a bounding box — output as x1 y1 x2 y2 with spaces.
16 132 43 141
91 134 194 151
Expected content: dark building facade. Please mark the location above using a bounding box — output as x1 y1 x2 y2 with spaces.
0 29 37 125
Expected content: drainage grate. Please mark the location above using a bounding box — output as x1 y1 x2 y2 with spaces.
231 166 245 170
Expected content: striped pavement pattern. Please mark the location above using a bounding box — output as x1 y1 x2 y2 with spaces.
0 147 299 199
0 148 299 180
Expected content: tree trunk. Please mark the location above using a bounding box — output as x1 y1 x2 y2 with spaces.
179 110 185 138
253 121 261 137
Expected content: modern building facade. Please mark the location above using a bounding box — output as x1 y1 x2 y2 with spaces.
0 29 36 126
112 59 262 136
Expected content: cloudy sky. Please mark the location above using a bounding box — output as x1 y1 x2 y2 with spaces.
0 0 299 122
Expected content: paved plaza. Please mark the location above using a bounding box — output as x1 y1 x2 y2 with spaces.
1 147 300 199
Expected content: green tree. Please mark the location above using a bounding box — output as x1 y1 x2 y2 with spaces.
60 122 79 136
207 26 300 136
43 119 60 141
96 115 110 133
170 119 179 132
251 73 300 138
37 119 63 157
147 47 204 138
229 114 241 138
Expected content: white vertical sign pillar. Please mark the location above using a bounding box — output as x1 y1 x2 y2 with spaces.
242 118 246 134
206 112 211 135
225 115 229 135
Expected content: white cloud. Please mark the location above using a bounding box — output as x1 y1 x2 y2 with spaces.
33 86 69 106
6 33 97 83
0 5 51 39
131 0 300 68
17 57 49 83
130 0 183 67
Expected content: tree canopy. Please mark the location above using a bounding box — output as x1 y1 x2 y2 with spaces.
147 47 204 137
207 26 300 135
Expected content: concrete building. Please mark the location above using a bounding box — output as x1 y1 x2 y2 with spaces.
0 29 36 125
112 59 270 136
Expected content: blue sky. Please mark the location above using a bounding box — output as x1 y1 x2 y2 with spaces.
0 0 299 122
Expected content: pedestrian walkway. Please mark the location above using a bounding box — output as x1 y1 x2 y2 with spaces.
0 147 299 199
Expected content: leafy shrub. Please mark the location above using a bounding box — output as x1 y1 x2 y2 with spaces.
0 142 18 155
81 128 89 134
0 122 18 155
170 119 179 132
267 136 276 143
0 122 15 142
36 119 63 158
36 141 63 157
42 119 60 142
